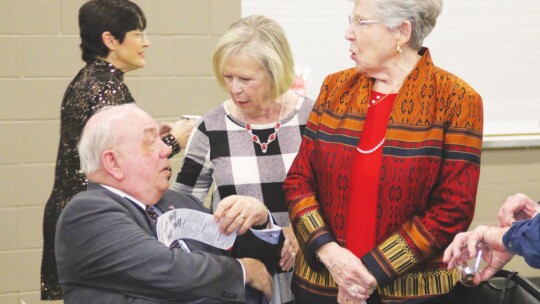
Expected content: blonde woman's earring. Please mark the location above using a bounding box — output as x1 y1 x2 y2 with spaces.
396 43 402 54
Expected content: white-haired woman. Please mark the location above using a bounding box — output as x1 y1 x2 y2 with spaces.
284 0 483 303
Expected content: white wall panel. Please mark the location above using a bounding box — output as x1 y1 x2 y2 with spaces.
242 0 540 134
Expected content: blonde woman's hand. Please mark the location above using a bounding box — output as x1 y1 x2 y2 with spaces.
279 226 298 271
214 195 269 235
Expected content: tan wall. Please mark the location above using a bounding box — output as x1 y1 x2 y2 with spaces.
1 1 539 304
0 0 239 303
473 147 540 278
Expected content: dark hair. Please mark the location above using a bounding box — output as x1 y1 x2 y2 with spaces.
79 0 147 63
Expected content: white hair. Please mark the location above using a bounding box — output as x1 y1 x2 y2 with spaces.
78 104 137 175
366 0 443 50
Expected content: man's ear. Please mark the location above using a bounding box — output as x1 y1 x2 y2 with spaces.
101 150 123 180
102 31 116 51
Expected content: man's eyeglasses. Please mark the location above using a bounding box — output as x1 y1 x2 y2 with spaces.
348 15 379 27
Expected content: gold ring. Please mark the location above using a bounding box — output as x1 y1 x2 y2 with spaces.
346 300 353 304
239 214 246 220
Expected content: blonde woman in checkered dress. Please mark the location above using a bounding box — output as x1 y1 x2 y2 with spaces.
172 15 315 304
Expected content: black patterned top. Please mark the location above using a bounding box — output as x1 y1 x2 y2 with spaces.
41 59 135 300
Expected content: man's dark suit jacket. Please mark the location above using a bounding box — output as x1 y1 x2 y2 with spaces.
55 183 280 303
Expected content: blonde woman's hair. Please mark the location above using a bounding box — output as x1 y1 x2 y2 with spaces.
213 15 295 99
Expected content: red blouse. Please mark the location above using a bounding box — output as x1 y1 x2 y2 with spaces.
347 91 397 257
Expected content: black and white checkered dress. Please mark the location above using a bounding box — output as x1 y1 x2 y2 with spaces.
172 96 314 304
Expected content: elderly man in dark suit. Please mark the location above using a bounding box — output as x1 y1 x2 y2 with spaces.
55 103 279 303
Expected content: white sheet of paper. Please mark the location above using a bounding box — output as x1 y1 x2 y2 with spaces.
156 209 236 250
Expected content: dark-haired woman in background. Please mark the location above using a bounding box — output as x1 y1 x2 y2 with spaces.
40 0 194 299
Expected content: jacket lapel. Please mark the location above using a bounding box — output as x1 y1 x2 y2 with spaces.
88 183 157 237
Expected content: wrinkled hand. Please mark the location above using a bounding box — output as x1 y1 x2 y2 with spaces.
279 226 298 271
498 193 539 227
318 242 377 302
239 258 273 301
443 225 514 284
169 118 198 149
338 286 368 304
214 195 269 235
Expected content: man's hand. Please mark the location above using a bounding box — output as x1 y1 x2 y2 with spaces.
498 193 539 227
239 258 273 301
443 225 514 284
214 195 269 235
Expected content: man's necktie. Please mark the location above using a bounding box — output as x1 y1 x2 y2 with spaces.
145 205 159 224
145 205 182 250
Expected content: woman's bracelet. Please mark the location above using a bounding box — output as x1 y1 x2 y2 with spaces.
162 134 181 156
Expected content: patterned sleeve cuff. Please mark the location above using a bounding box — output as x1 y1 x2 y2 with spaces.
307 229 336 270
162 134 181 157
361 231 422 288
361 250 393 287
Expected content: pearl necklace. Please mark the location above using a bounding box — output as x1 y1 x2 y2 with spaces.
369 93 392 107
357 138 385 154
358 81 403 154
369 80 403 108
242 99 284 154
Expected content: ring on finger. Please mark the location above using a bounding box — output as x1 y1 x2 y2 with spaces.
350 283 359 294
239 213 246 221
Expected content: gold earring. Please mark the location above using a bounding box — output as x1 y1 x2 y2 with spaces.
112 50 117 58
396 43 402 54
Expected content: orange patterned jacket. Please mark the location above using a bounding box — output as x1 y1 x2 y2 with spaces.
284 48 483 303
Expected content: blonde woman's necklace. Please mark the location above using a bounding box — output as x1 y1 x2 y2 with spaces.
242 98 284 154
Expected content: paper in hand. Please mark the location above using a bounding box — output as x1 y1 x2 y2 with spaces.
156 209 236 250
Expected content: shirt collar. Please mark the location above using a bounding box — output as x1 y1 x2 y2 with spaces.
101 184 148 211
